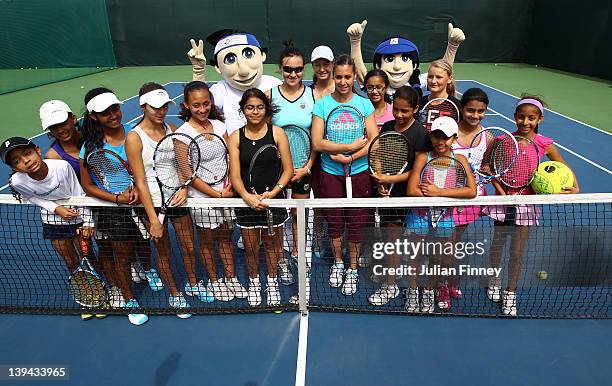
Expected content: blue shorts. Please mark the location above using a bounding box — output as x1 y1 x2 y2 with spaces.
405 210 455 238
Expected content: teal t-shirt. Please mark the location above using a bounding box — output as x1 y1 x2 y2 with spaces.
312 94 374 176
271 85 315 130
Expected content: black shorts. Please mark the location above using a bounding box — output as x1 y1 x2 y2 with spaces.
235 207 288 228
289 173 312 195
379 207 410 226
42 222 82 240
494 206 517 226
132 206 190 221
94 207 148 241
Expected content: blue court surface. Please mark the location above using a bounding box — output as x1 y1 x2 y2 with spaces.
0 80 611 385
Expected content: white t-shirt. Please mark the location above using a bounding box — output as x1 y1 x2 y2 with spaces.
210 75 282 135
175 119 228 198
452 133 488 196
10 159 93 226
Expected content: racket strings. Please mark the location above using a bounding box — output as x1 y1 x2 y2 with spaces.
421 157 467 188
249 146 281 194
194 136 228 185
419 99 460 132
369 136 410 175
325 107 365 145
284 126 311 168
500 139 539 188
154 137 199 189
87 151 132 194
68 272 105 307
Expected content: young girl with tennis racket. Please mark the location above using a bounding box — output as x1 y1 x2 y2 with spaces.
39 99 105 321
363 69 394 130
228 88 293 307
126 82 204 318
267 42 317 288
176 81 248 302
367 86 431 305
40 100 83 179
440 88 491 302
2 138 95 315
406 117 476 313
311 54 379 296
485 95 579 316
419 60 461 132
78 88 151 325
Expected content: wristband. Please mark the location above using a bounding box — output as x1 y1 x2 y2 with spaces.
115 194 120 206
305 165 311 175
276 183 285 190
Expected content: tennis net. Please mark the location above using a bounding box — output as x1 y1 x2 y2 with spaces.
0 193 610 318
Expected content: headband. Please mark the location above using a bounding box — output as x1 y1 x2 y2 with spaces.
214 33 261 55
516 98 544 116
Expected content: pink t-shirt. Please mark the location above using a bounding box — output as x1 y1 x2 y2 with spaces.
374 103 394 131
484 133 554 225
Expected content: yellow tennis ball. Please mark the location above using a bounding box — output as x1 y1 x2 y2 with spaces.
531 161 574 194
274 310 283 314
537 271 548 280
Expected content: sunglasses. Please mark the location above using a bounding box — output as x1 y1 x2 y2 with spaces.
282 66 304 74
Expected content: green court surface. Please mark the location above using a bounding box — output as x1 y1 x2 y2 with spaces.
0 63 610 140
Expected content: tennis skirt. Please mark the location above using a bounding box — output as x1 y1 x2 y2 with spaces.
235 207 288 229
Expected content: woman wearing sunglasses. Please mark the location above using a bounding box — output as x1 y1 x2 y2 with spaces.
265 41 318 303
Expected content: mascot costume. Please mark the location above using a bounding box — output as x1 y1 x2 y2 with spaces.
346 20 466 96
186 29 282 135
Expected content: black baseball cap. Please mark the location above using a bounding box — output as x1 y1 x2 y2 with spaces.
0 137 34 164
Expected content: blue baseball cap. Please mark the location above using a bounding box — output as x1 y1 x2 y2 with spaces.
374 37 419 56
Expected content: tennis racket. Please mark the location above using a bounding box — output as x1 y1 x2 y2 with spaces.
499 135 540 195
418 97 460 133
467 127 519 185
193 132 233 227
67 240 106 307
368 132 412 237
153 133 201 223
420 155 468 228
86 148 149 239
283 124 312 199
248 144 282 236
325 105 366 199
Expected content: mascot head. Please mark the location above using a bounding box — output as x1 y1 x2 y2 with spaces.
207 29 267 91
372 36 420 90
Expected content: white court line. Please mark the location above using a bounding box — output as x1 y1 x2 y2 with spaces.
294 313 309 386
465 79 611 136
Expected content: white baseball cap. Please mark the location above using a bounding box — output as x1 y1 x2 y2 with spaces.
86 92 123 113
311 45 334 62
430 116 458 137
40 100 71 130
139 89 175 108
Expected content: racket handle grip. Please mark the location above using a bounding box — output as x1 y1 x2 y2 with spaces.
267 209 275 236
346 177 353 199
157 212 166 224
223 208 233 227
286 187 292 199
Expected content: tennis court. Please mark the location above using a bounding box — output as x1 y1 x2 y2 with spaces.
0 74 611 385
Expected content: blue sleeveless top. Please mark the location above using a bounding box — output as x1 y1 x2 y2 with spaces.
51 140 81 180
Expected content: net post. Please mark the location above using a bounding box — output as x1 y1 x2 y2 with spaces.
296 200 308 315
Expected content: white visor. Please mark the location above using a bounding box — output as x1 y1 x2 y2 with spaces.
86 92 123 113
139 89 175 108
